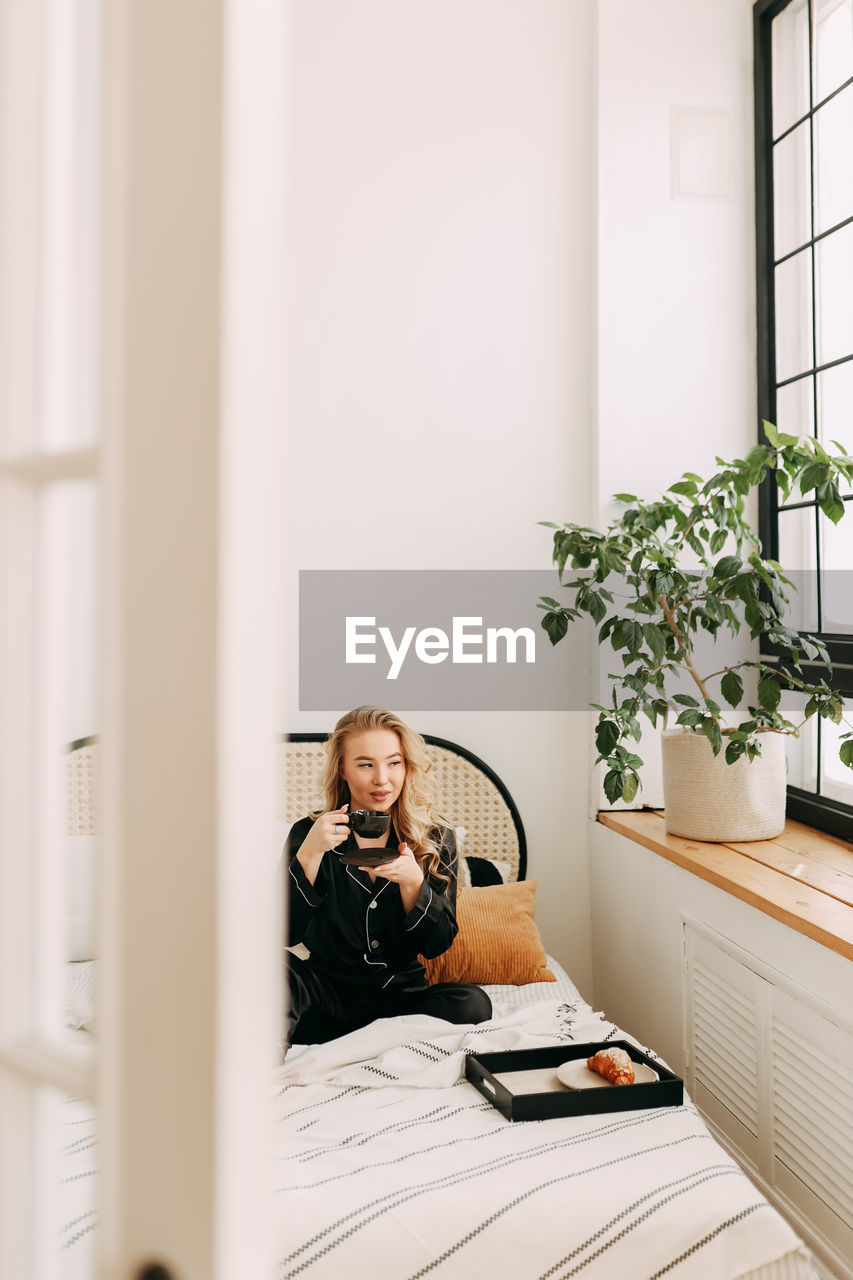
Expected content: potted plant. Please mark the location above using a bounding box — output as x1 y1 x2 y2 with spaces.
539 423 853 841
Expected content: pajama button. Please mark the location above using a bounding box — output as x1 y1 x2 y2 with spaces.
369 901 377 909
370 940 379 949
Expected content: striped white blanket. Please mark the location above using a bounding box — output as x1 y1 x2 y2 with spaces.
271 995 813 1280
59 967 814 1280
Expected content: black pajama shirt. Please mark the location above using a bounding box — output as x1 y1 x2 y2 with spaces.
284 817 492 1044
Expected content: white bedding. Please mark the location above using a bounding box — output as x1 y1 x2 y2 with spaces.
59 961 816 1280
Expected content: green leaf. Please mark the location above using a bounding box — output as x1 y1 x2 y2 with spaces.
840 739 853 769
819 492 846 525
714 555 742 578
541 611 569 645
599 616 617 643
613 493 638 503
642 623 667 664
709 529 727 555
672 693 700 707
763 420 798 449
757 674 782 712
702 717 723 756
602 770 623 805
800 462 826 495
621 772 640 804
595 719 620 757
624 619 644 653
668 479 698 497
584 591 608 625
720 669 744 709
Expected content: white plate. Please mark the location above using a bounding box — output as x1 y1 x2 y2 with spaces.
556 1056 659 1090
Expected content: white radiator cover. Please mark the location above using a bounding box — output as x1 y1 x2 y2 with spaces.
683 920 853 1277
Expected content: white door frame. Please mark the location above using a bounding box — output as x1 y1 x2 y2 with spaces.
0 1 290 1275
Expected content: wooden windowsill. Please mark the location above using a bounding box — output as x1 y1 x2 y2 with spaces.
597 810 853 962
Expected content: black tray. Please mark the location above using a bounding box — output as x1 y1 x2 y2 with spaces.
465 1040 683 1122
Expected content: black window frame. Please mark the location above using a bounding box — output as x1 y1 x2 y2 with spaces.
754 0 853 844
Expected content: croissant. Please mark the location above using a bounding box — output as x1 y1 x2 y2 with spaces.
587 1047 635 1086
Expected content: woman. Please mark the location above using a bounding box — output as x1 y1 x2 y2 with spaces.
285 706 492 1044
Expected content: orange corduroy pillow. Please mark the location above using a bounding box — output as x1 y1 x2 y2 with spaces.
420 880 555 985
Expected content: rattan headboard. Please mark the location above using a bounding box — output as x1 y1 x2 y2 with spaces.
278 733 527 882
65 732 527 881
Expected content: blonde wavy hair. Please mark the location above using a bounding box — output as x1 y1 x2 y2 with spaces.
318 706 452 887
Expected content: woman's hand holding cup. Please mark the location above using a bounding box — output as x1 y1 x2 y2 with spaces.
311 805 350 855
298 805 350 879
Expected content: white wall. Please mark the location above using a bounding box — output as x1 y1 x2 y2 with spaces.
283 0 759 988
284 0 596 987
596 0 757 807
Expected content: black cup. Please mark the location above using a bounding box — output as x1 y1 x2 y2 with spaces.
349 809 391 838
339 809 395 866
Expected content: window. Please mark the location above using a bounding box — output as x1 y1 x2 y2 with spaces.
754 0 853 841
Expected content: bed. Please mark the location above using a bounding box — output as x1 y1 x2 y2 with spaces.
60 734 817 1279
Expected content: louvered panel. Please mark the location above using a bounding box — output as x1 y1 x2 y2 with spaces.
773 1065 853 1155
693 989 760 1070
690 953 760 1136
773 1019 853 1097
773 1114 853 1221
693 1034 758 1111
774 1099 853 1194
692 1015 760 1097
684 921 853 1276
771 1005 853 1232
693 1037 759 1125
694 965 755 1016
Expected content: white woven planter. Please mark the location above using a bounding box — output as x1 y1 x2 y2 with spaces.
661 728 786 842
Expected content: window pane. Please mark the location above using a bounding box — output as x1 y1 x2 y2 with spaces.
775 374 815 438
819 506 853 631
821 695 853 805
781 690 818 791
813 0 853 104
814 83 853 235
815 222 853 365
816 357 853 446
774 247 814 381
35 480 99 1037
773 0 811 138
773 122 812 259
777 505 819 632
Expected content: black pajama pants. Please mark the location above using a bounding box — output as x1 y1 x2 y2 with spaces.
287 953 493 1045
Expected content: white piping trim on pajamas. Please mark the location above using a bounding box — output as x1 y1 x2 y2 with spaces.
288 861 316 905
345 864 371 893
405 886 432 930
